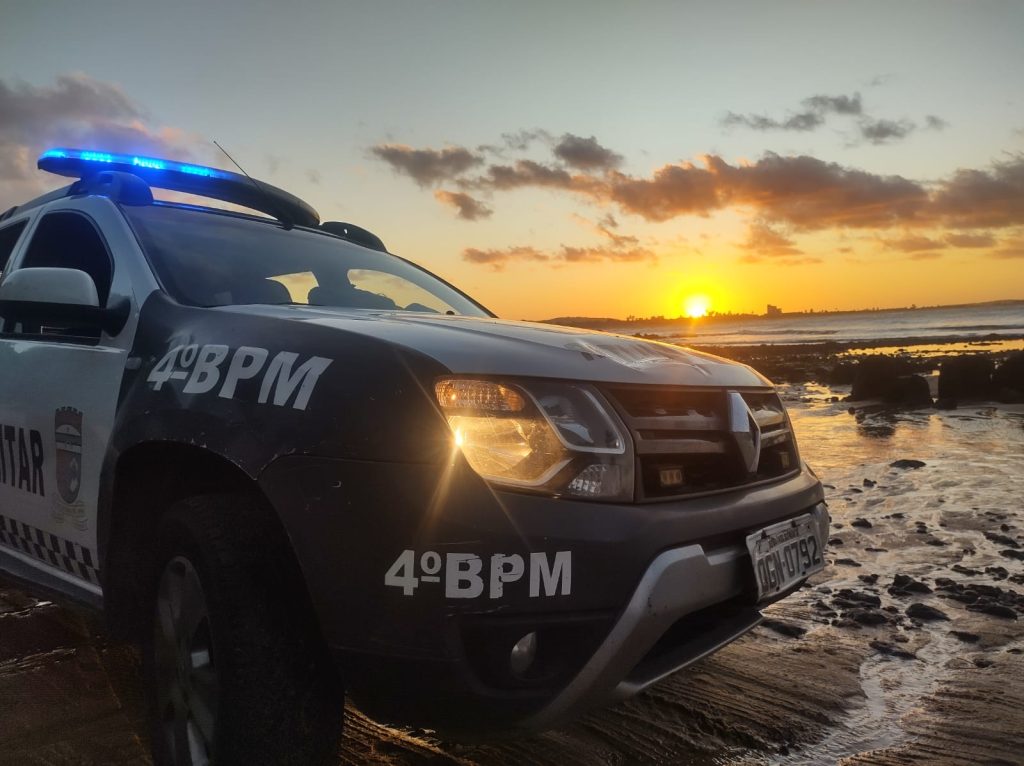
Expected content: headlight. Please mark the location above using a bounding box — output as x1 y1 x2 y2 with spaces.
435 377 634 501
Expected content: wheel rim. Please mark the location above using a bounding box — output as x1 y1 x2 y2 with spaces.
154 556 219 766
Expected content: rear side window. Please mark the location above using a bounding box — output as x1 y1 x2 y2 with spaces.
0 220 27 276
21 212 113 305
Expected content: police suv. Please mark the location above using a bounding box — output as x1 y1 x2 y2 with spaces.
0 149 827 765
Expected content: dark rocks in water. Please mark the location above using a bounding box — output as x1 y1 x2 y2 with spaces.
926 538 949 547
858 574 880 585
828 537 845 546
863 478 877 488
885 374 933 406
846 607 890 626
888 512 906 519
851 518 873 529
834 558 862 567
889 574 932 596
850 357 904 399
833 589 882 608
827 361 857 385
985 566 1009 580
967 602 1018 620
870 639 917 660
938 355 994 401
985 531 1020 549
951 564 982 576
761 618 807 638
992 351 1024 401
934 397 958 410
1000 549 1024 561
891 459 926 469
832 617 863 630
906 603 950 621
865 547 889 552
949 630 981 643
973 658 995 668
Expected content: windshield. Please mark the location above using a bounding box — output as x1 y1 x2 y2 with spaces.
122 204 490 316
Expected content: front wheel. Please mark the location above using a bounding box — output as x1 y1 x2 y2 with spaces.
146 494 344 766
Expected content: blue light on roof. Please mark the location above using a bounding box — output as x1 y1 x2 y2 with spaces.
37 147 232 181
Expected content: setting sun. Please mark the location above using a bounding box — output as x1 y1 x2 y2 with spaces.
683 294 711 318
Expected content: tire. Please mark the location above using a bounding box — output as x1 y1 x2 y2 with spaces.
144 493 344 766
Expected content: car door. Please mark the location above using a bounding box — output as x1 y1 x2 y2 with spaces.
0 198 144 596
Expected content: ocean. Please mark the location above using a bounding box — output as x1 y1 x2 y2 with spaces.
589 301 1024 348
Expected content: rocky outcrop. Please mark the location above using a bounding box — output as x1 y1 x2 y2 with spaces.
993 352 1024 402
938 356 994 401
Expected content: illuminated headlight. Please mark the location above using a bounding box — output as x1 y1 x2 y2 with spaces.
435 378 634 501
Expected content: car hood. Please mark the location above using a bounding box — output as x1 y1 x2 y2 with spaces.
217 305 771 388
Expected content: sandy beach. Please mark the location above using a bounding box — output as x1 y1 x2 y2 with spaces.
1 373 1022 765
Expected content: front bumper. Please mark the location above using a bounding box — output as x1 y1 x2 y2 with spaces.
525 501 829 729
259 453 826 730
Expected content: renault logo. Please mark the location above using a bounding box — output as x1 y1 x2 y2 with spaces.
727 392 761 474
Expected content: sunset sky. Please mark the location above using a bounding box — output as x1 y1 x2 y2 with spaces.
2 1 1023 320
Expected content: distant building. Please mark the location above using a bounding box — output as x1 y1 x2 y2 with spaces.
765 304 782 317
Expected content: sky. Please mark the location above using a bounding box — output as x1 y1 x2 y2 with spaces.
2 1 1023 320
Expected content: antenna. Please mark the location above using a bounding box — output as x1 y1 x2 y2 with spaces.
213 140 295 229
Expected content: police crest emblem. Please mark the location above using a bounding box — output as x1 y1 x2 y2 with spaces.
55 406 83 505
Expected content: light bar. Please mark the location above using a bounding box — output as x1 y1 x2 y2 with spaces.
39 148 233 181
37 147 320 228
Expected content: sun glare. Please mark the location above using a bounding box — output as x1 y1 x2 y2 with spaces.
683 295 711 319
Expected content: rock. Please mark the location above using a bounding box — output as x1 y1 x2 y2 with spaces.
885 374 933 406
846 608 890 626
888 512 906 519
870 640 917 660
890 459 926 470
851 356 910 400
1000 549 1024 561
938 356 994 400
833 589 882 608
832 617 862 630
834 558 862 567
858 574 880 585
828 537 845 546
863 478 877 488
906 603 949 621
951 564 981 576
973 658 994 668
985 531 1020 548
949 630 981 643
966 603 1018 620
851 518 873 529
761 618 807 638
992 351 1024 400
926 538 949 546
985 566 1009 580
890 574 932 595
865 547 889 552
934 397 958 410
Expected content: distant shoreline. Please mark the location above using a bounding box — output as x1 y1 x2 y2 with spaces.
539 298 1024 329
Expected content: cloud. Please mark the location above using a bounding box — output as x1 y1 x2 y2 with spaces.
0 73 200 183
552 134 623 170
925 115 949 131
370 143 483 186
461 241 655 270
802 93 863 115
909 252 943 260
945 232 994 248
721 111 824 132
739 254 822 266
741 222 803 256
462 245 549 269
434 189 493 220
859 117 916 144
0 73 204 209
930 156 1024 228
476 159 576 191
606 153 927 229
722 92 861 133
306 168 322 185
883 235 944 252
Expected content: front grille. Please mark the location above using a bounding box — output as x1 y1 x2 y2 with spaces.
602 386 800 501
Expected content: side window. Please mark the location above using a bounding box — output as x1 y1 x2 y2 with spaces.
0 220 28 277
20 212 113 306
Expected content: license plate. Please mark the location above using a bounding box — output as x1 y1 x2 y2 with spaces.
746 513 826 601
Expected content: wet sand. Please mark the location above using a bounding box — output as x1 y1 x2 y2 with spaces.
1 387 1022 765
